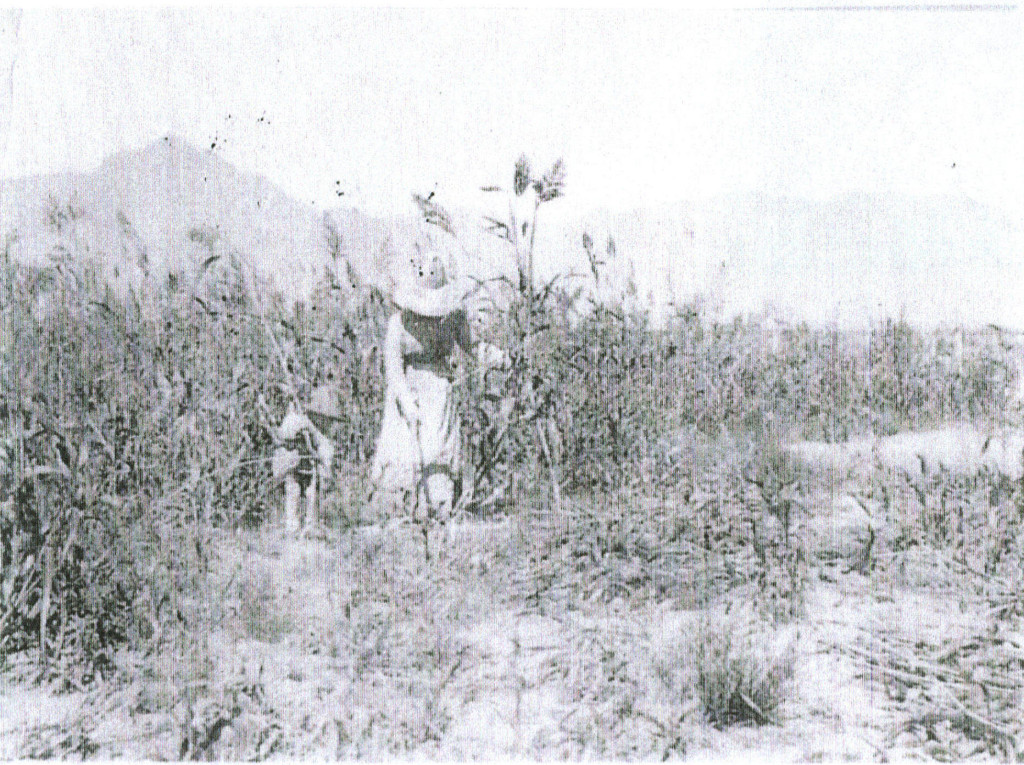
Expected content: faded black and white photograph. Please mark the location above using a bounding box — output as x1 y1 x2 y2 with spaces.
1 5 1023 760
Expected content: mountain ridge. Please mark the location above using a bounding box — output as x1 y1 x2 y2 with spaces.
2 136 1021 329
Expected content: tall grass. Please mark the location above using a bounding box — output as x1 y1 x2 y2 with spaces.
1 161 1019 698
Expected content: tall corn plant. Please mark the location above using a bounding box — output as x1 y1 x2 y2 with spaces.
1 235 142 680
0 205 305 680
471 155 568 514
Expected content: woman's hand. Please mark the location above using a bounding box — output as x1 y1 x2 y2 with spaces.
475 342 509 369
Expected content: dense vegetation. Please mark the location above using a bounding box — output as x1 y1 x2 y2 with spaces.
2 167 1022 758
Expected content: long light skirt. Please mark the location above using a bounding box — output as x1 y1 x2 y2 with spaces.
370 367 461 516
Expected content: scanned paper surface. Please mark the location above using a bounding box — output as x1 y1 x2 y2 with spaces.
1 6 1022 760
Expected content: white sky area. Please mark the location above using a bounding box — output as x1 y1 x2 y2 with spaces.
1 7 1022 217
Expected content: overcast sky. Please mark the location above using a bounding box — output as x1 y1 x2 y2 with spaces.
1 7 1021 216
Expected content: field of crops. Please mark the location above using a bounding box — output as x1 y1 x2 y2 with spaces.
2 179 1024 760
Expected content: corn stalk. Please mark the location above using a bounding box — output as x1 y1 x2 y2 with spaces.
229 248 324 476
481 155 566 515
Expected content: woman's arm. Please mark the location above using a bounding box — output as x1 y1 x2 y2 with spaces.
384 312 419 421
453 309 508 369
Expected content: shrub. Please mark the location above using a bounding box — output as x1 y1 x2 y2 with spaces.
688 613 794 729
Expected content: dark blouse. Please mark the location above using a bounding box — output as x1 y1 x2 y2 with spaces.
399 309 472 380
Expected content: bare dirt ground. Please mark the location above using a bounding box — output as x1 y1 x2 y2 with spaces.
3 426 1022 760
1 535 882 760
790 426 1024 479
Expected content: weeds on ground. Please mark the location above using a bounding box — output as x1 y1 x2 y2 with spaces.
519 428 812 623
559 621 693 759
845 614 1024 761
837 446 1024 760
686 612 795 729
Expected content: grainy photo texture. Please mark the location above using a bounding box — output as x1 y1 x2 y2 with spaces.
1 6 1023 761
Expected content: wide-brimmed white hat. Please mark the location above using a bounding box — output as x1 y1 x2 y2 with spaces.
391 226 466 317
393 282 463 317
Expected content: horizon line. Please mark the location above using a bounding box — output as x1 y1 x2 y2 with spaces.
0 133 1016 218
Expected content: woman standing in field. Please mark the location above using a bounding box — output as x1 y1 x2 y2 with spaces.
370 225 504 518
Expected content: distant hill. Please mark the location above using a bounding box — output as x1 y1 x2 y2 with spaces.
2 136 1021 329
570 193 1022 329
0 135 334 300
